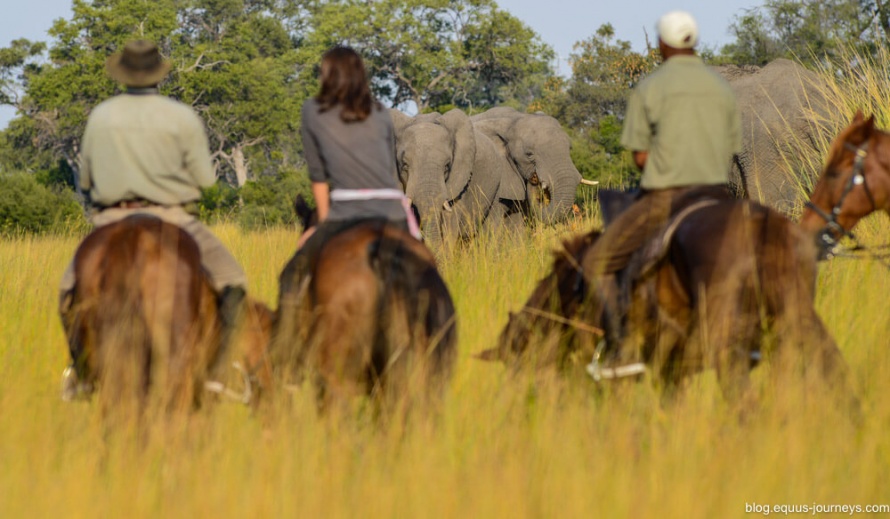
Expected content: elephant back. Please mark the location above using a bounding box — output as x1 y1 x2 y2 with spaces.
714 59 837 213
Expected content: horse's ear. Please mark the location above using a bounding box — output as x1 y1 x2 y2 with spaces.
853 110 865 124
293 194 316 230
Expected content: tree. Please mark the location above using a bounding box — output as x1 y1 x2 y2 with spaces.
0 0 179 189
529 24 656 188
561 24 657 129
173 0 306 185
720 0 889 65
299 0 553 113
0 0 306 188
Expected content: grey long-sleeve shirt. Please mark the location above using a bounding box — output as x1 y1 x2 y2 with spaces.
80 90 215 207
301 98 406 222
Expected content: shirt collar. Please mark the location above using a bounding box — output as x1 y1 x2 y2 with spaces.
663 54 703 66
125 87 160 95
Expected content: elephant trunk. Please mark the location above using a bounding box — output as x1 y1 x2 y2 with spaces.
541 165 582 224
411 179 456 249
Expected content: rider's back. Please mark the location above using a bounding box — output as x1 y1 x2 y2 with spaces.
81 94 214 207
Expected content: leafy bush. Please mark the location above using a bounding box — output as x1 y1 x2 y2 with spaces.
196 167 315 230
236 168 314 231
0 166 313 235
0 173 86 236
198 181 241 223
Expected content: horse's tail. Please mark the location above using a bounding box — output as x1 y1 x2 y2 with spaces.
369 228 457 389
89 223 156 415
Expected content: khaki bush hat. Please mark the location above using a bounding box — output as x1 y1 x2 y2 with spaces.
106 40 172 87
657 11 699 49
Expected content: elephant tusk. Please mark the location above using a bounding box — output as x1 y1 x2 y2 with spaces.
579 179 600 187
443 201 454 212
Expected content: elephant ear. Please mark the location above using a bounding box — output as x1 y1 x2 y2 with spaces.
441 108 475 200
389 108 412 135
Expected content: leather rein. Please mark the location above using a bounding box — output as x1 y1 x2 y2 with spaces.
804 141 890 267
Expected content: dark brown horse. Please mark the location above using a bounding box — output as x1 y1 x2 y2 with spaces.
273 199 457 412
480 230 602 371
484 183 855 404
66 215 272 416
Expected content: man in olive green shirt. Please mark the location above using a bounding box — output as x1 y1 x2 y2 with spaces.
60 40 246 399
581 11 742 349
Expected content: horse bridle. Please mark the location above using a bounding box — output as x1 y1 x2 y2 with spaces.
805 141 877 259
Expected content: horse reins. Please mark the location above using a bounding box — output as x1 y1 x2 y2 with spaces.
805 142 869 251
804 141 890 268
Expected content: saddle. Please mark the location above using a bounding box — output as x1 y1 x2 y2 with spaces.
598 185 736 313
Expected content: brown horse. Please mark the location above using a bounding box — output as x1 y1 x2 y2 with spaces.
800 112 890 251
273 199 457 412
484 187 855 404
480 230 602 371
66 215 272 416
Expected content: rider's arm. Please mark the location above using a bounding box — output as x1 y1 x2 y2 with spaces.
621 84 651 173
632 151 648 170
80 118 94 193
312 181 330 222
183 110 215 188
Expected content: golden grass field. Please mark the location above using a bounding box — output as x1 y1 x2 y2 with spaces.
4 51 890 519
1 211 889 518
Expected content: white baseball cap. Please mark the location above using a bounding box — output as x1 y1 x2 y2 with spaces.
657 11 699 49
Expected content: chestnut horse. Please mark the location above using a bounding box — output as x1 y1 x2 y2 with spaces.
484 182 858 404
800 112 890 254
66 215 272 416
273 198 457 412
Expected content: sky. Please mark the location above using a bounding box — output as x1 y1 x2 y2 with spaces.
0 0 761 128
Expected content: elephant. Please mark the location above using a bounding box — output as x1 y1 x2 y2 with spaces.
471 107 583 225
389 108 507 247
714 58 839 214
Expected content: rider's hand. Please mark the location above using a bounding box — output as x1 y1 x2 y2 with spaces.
296 226 316 249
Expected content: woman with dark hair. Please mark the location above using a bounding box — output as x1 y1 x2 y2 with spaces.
277 46 417 294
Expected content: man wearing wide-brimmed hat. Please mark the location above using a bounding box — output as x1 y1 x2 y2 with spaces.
580 11 742 358
59 40 247 399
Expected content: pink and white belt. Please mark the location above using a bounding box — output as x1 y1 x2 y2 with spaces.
330 188 421 240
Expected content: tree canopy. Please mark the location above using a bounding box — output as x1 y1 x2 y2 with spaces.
0 0 552 188
721 0 890 65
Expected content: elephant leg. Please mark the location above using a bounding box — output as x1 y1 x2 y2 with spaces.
503 202 527 231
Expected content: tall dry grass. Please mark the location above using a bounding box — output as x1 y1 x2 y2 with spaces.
1 212 889 518
4 50 890 518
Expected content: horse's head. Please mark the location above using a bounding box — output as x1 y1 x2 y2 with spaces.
293 194 319 231
481 229 601 367
801 111 890 258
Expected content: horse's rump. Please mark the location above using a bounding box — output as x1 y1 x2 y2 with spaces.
668 201 817 310
624 199 826 385
303 220 457 406
72 215 218 413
